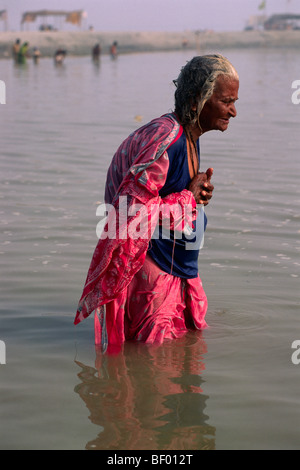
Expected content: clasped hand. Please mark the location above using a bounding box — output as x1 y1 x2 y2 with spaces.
188 167 214 206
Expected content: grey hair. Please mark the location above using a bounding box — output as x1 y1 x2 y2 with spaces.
174 54 239 128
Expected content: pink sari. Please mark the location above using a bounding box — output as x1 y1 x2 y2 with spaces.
74 114 208 352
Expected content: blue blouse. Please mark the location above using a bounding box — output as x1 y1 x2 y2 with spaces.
147 129 207 279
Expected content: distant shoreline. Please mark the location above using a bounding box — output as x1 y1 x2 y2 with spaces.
1 29 300 59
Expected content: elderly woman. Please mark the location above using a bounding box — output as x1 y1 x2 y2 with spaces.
74 54 239 352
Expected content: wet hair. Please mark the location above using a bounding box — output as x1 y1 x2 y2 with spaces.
174 54 239 128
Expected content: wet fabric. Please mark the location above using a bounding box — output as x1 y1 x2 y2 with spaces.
94 254 208 353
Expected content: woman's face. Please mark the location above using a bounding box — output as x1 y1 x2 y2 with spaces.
198 75 239 134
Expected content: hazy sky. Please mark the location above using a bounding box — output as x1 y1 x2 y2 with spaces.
2 0 300 32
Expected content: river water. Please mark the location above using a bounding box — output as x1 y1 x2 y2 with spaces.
0 47 299 450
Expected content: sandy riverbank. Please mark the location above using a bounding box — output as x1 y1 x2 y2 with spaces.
1 29 300 59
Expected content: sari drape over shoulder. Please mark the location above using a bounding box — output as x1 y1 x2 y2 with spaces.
74 114 208 352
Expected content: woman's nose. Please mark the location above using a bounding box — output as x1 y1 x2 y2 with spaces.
229 103 237 118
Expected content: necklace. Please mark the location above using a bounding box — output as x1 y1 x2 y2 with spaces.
187 130 199 178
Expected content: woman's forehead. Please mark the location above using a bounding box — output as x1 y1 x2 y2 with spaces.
214 75 239 96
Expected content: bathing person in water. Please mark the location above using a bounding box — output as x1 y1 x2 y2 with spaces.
75 54 239 352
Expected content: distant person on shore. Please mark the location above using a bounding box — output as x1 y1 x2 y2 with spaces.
17 42 29 65
54 49 67 65
74 54 239 353
110 41 118 59
92 43 101 63
32 47 41 64
182 37 188 48
12 39 20 62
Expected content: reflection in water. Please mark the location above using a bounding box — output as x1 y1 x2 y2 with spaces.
74 332 215 450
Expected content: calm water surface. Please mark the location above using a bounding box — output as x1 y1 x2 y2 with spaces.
0 48 299 450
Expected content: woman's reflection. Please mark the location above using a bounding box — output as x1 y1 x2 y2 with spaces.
74 331 215 450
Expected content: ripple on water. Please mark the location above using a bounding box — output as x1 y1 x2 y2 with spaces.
203 301 269 341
